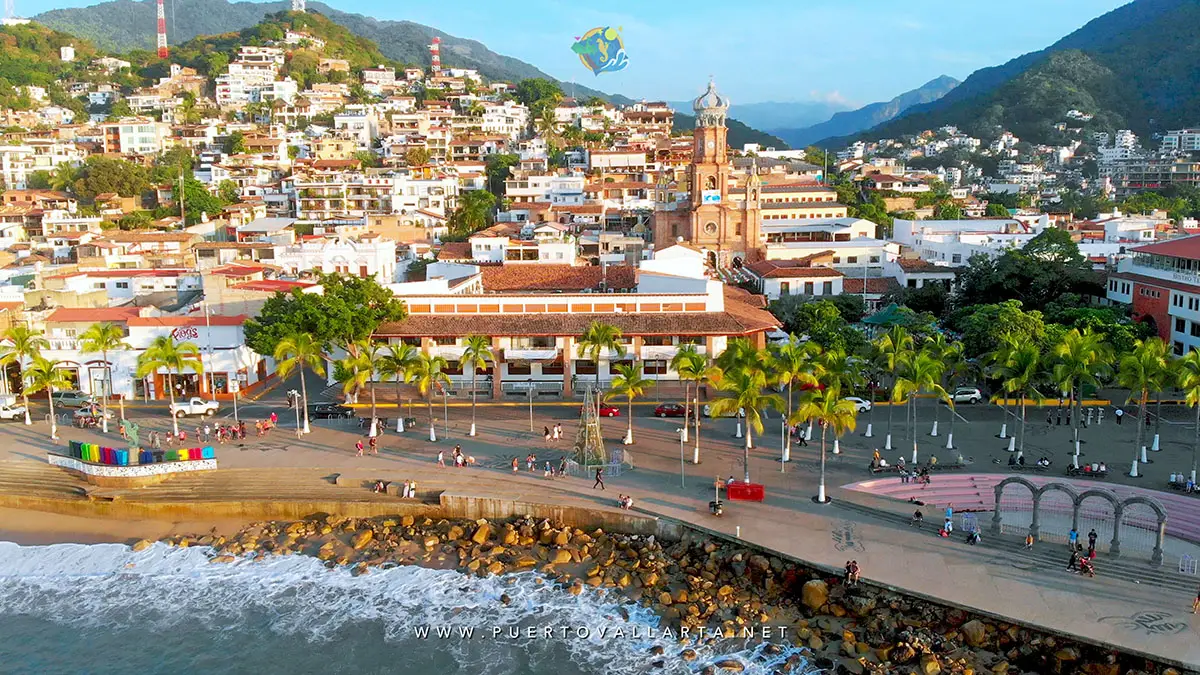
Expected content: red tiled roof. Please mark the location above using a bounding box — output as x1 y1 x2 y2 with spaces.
761 201 847 211
843 277 898 295
436 242 472 260
375 308 775 338
46 306 144 324
211 263 269 277
480 265 637 292
895 258 952 273
1131 235 1200 261
744 260 843 279
45 268 191 280
127 315 247 327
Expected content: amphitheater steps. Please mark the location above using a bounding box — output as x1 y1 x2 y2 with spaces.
0 461 87 499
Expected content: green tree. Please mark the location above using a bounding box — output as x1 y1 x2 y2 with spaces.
173 176 225 224
514 78 563 116
1117 338 1170 478
669 344 703 435
933 202 963 220
1050 327 1113 464
23 356 72 441
988 338 1044 458
75 156 150 200
245 274 408 356
460 335 493 436
1176 349 1200 484
136 336 204 436
217 179 240 204
410 352 451 441
0 324 49 425
710 363 783 483
578 321 625 391
405 147 431 166
485 153 519 195
769 337 821 459
79 322 128 431
893 345 949 464
984 202 1011 217
49 162 81 193
611 363 653 444
378 343 419 431
274 332 326 435
954 300 1046 359
226 130 247 155
793 379 858 503
446 189 496 240
874 325 914 448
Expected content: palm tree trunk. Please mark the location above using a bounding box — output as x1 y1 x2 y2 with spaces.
427 396 435 436
743 426 752 483
627 396 633 442
470 368 478 433
594 357 601 391
1192 402 1199 482
22 389 29 425
47 391 57 440
786 383 794 454
168 373 179 436
911 394 919 464
886 376 895 439
370 385 377 431
1018 394 1027 456
693 390 701 464
299 365 310 433
1133 389 1147 474
101 348 109 433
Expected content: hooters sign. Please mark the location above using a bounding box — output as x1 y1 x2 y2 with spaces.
172 326 200 340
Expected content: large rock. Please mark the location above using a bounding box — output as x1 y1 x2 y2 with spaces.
713 659 744 672
447 525 464 541
553 530 570 546
400 515 415 527
801 580 829 611
471 524 491 545
552 549 572 565
351 530 373 550
961 620 987 648
131 539 153 552
920 654 942 675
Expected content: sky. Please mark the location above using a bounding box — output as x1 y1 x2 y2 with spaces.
35 0 1132 107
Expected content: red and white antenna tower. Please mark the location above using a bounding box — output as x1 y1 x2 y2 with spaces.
429 37 441 72
156 0 168 59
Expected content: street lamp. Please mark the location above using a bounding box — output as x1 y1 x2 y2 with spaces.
442 386 449 439
527 378 534 433
677 428 686 489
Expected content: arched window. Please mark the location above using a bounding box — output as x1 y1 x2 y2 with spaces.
705 176 717 191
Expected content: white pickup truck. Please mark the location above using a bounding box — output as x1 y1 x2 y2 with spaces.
0 403 27 421
170 397 219 418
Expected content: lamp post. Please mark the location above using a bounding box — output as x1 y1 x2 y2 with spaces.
527 378 534 433
677 428 686 489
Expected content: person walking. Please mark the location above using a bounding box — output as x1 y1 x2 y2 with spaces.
526 453 536 471
437 450 445 467
511 457 519 473
543 426 552 444
1025 533 1034 550
354 440 364 457
593 467 605 490
1087 528 1098 557
1068 528 1079 549
368 435 378 455
1046 411 1053 427
544 460 552 478
1067 549 1079 572
1193 586 1200 614
557 456 568 477
1114 408 1123 425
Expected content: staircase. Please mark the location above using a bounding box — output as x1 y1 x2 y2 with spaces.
0 461 88 500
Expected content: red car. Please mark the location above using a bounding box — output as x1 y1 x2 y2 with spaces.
654 403 692 418
580 403 622 417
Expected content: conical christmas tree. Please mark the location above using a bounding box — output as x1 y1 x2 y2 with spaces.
573 387 609 468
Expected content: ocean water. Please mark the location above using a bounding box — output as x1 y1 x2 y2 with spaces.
0 541 811 675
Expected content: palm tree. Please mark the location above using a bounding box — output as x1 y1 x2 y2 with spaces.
379 343 419 432
0 324 48 425
273 332 326 435
671 345 705 442
769 337 821 460
874 326 914 451
1117 338 1170 477
23 356 72 441
49 162 80 194
893 346 949 464
939 342 971 451
710 365 784 483
1177 349 1200 483
136 336 203 437
578 321 625 391
816 347 862 455
794 384 858 503
1051 328 1113 466
336 347 372 410
612 363 653 444
536 107 558 140
410 352 451 441
79 322 128 433
988 338 1044 459
460 335 493 437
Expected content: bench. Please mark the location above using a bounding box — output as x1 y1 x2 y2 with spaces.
1066 468 1109 480
1008 464 1049 472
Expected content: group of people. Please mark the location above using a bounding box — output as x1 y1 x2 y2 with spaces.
196 421 247 444
255 412 279 436
1007 454 1052 468
373 479 417 498
843 560 861 586
511 453 570 478
787 425 809 447
616 494 634 510
354 436 379 457
437 445 477 468
542 424 565 443
1064 528 1101 577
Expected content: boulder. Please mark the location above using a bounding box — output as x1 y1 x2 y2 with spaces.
552 549 572 565
400 515 415 527
486 561 504 575
713 659 744 672
447 525 464 541
801 580 829 611
351 530 373 550
990 661 1009 674
422 536 439 549
920 654 942 675
554 530 570 546
209 554 236 564
961 620 987 648
658 591 674 606
471 524 491 545
131 539 153 552
502 529 519 545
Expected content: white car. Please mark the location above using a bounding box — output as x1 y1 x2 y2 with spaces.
702 404 745 418
0 403 26 421
843 397 872 413
169 397 220 418
74 403 114 420
949 387 982 404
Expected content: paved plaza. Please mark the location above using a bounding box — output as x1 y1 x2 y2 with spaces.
3 392 1200 668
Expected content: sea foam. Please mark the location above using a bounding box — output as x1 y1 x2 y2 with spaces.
0 541 811 674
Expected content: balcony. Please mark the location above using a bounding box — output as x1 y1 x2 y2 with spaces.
505 347 559 361
428 344 465 359
47 338 81 351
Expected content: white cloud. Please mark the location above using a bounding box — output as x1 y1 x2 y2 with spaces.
808 90 853 106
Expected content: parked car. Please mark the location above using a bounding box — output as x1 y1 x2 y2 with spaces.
581 403 621 417
169 397 220 417
50 390 93 407
0 403 26 421
703 404 745 418
73 403 114 420
654 403 692 418
843 397 872 413
949 387 983 404
307 403 355 419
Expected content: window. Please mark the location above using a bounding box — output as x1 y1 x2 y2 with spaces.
780 281 791 295
822 281 833 295
1175 341 1186 356
642 336 671 346
952 254 962 264
832 257 841 264
433 336 458 346
804 282 814 295
644 360 667 375
542 361 565 376
93 282 105 290
1177 318 1187 333
608 359 634 375
1191 322 1200 338
115 282 130 289
847 256 858 264
574 360 597 375
1110 280 1117 292
870 256 880 264
507 363 532 376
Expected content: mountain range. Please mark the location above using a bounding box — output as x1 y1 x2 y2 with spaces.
827 0 1200 147
772 76 960 148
